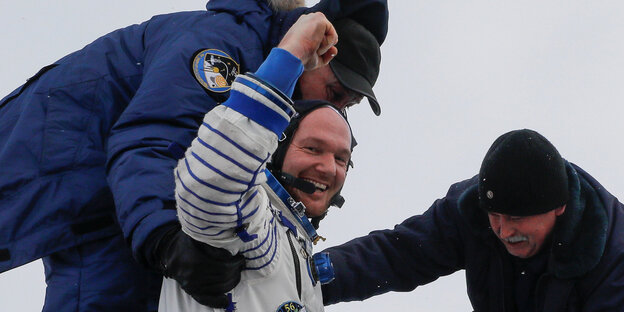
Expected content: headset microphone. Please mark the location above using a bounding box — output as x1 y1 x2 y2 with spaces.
279 172 316 194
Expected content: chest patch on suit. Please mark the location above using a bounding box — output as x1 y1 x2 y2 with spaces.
276 301 305 312
192 49 239 93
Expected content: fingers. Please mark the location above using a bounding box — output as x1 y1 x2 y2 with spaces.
319 46 338 67
277 12 338 71
308 13 338 70
317 17 338 58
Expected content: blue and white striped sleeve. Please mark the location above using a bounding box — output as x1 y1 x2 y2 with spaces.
174 48 303 258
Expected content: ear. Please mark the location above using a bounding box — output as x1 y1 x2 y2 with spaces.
554 204 566 217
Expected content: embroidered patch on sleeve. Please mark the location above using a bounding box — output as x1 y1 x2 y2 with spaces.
276 301 305 312
192 49 239 93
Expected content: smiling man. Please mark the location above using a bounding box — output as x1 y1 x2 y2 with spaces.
321 129 624 312
279 111 350 216
486 207 566 259
159 12 353 312
478 130 571 261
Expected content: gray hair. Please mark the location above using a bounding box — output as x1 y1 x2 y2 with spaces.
267 0 306 11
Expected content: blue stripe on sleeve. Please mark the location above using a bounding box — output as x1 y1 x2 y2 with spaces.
177 170 237 206
190 152 249 185
196 137 255 174
241 216 275 253
235 76 295 117
180 214 220 231
182 223 228 237
177 193 237 217
224 90 289 136
241 205 259 222
184 158 242 195
243 225 279 270
178 203 238 225
245 219 277 261
202 122 265 163
239 189 258 211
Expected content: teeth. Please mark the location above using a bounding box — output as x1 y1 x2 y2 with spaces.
304 179 327 191
506 236 528 243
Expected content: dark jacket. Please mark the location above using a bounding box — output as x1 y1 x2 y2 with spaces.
0 0 388 310
323 163 624 311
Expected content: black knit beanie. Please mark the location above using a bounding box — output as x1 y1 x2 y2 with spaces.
478 129 569 216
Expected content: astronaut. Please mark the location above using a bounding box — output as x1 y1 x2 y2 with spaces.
160 12 353 311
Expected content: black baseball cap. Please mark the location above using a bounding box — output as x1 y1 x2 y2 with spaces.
331 19 382 116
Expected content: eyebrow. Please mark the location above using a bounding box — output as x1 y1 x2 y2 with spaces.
297 137 351 156
338 149 352 160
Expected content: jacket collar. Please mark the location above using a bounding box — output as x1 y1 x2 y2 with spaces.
205 0 389 58
548 162 608 278
457 162 608 279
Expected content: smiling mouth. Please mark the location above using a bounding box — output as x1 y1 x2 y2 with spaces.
302 179 328 192
503 236 528 245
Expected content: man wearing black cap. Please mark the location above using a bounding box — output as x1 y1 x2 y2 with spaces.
321 129 624 311
298 18 382 115
478 130 569 260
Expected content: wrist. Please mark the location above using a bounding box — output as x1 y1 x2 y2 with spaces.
142 222 180 272
254 48 304 96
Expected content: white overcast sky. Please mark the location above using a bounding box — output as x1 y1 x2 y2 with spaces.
2 1 624 311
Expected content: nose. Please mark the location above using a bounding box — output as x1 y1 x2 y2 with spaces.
498 218 515 239
315 153 336 177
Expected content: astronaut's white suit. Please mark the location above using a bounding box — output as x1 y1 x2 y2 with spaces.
159 48 325 312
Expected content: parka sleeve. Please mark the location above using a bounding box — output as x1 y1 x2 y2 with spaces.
105 19 264 265
321 185 469 305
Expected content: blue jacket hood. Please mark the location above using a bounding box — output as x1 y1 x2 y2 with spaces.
207 0 271 16
206 0 390 46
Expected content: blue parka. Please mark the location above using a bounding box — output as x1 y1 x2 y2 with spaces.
0 0 388 311
322 163 624 311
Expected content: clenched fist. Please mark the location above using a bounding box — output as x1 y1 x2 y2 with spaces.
278 12 339 71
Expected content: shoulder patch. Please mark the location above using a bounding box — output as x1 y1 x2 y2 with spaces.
192 49 239 93
276 301 306 312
